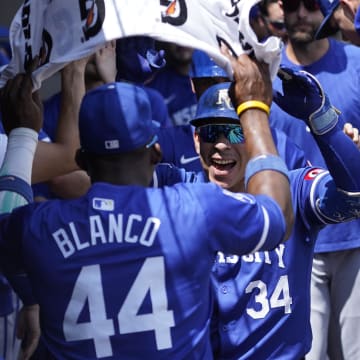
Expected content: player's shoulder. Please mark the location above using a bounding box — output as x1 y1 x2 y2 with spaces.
289 166 327 182
332 38 360 64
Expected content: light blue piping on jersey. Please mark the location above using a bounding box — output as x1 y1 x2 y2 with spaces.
310 170 331 225
251 206 270 253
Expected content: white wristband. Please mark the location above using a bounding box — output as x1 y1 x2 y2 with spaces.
0 128 38 183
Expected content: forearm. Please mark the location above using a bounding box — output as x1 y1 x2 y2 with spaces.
32 63 86 183
312 117 360 192
0 128 37 206
241 109 293 239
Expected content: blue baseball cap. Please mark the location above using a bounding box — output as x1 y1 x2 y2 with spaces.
190 49 228 78
116 36 166 83
79 82 157 154
190 82 239 127
315 0 340 40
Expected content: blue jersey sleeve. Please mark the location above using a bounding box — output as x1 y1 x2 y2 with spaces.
312 117 360 192
293 167 360 227
188 184 287 254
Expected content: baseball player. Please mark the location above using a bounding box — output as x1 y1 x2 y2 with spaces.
153 67 360 359
0 55 91 360
0 52 292 359
0 64 42 360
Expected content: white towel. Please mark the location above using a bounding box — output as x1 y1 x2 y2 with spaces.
0 0 282 89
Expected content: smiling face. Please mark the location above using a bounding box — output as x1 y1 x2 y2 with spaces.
193 123 248 192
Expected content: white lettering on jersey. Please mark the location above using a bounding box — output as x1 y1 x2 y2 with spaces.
52 213 161 258
217 243 286 269
171 104 197 126
221 189 255 204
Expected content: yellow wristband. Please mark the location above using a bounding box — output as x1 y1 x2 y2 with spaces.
236 101 270 117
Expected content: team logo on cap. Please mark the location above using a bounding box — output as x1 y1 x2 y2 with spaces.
79 0 105 42
216 89 234 110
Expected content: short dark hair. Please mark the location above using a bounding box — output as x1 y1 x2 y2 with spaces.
259 0 279 17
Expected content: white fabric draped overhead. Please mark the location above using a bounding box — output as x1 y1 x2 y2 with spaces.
0 0 283 89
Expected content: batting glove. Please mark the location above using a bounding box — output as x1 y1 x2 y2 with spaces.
273 66 340 135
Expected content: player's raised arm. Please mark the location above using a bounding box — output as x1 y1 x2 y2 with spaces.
222 49 294 240
32 56 89 184
0 62 41 360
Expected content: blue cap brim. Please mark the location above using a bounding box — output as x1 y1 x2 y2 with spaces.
190 114 239 127
315 3 339 39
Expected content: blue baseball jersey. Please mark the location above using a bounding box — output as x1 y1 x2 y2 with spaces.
0 124 51 315
155 163 360 359
0 182 286 360
271 38 360 253
211 168 330 359
157 125 202 172
148 67 197 126
152 121 360 359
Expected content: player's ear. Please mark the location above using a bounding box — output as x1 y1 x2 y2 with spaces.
193 130 201 155
75 149 88 172
150 142 162 165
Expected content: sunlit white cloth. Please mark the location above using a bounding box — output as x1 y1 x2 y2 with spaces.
0 0 282 89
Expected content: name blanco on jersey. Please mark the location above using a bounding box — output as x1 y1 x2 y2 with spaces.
52 213 161 258
217 243 286 269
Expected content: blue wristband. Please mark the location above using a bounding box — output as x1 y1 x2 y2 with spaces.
245 154 289 188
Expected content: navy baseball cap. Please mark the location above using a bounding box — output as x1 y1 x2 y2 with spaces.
190 82 239 127
190 49 228 78
79 82 157 154
315 0 340 39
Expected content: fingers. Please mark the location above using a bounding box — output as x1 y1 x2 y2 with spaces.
32 89 43 112
25 55 40 75
343 122 360 148
16 305 41 360
19 333 40 360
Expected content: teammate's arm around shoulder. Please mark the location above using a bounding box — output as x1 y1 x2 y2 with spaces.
222 47 294 240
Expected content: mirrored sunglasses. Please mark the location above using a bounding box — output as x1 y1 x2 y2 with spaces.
282 0 319 12
196 124 245 144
